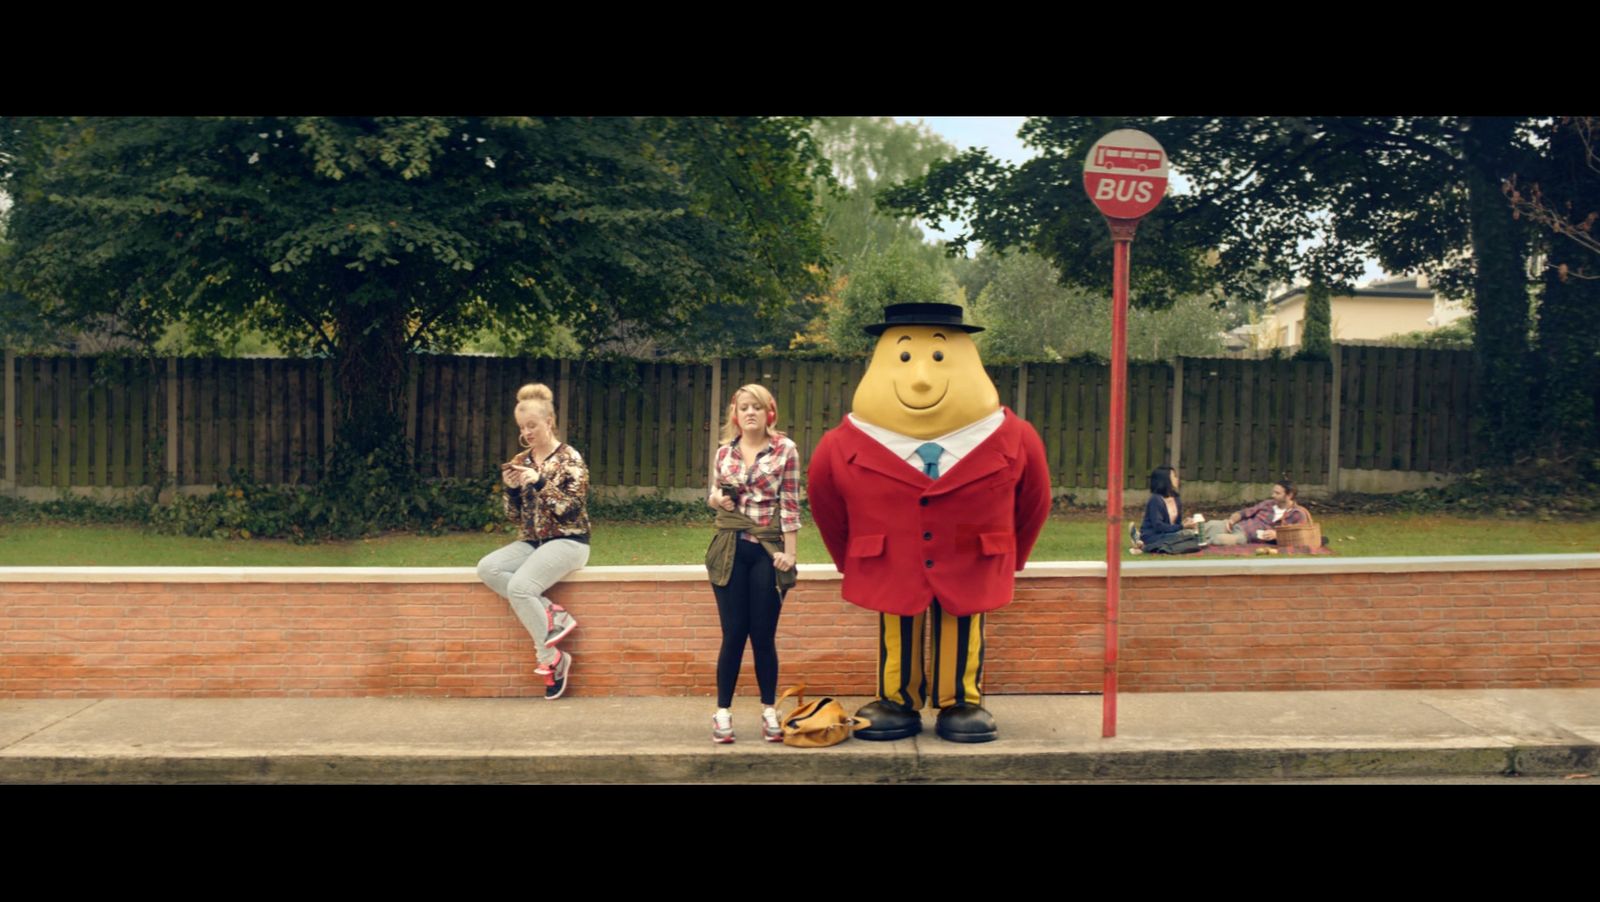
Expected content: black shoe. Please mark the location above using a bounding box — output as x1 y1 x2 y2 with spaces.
851 700 923 741
935 704 998 743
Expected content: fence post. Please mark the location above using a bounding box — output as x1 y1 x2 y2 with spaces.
323 359 336 466
708 357 721 492
558 359 571 443
165 357 179 491
403 355 419 453
1015 362 1028 420
1327 346 1342 494
1169 357 1183 472
3 350 14 493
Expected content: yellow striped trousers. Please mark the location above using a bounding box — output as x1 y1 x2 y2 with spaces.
876 600 984 710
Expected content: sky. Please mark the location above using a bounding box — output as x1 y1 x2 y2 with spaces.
895 116 1388 287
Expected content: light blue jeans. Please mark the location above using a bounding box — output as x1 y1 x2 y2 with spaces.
477 539 590 666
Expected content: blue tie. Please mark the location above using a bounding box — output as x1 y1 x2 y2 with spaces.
915 442 943 479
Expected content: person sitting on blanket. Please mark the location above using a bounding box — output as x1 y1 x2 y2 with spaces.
1196 478 1307 546
1134 465 1203 553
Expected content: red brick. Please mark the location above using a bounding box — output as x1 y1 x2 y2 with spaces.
6 570 1600 697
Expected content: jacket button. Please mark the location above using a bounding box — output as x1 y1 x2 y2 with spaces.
925 560 934 569
919 498 929 507
923 532 932 541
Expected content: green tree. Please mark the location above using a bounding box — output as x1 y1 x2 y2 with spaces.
827 241 960 355
789 118 960 352
882 116 1540 460
1 116 828 454
1506 117 1600 262
1383 317 1474 348
1357 116 1537 463
1298 280 1333 361
810 117 956 273
971 251 1225 361
968 251 1087 359
1517 118 1600 454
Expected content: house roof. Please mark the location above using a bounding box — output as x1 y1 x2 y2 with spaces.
1270 279 1435 306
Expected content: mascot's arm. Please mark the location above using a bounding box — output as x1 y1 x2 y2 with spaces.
1013 421 1052 568
806 438 849 568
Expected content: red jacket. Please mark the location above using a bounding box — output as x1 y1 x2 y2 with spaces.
807 409 1052 616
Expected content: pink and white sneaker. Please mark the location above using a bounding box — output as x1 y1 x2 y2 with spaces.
545 605 577 648
762 707 784 743
711 709 735 744
540 650 571 701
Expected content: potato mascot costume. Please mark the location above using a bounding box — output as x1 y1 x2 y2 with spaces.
808 303 1052 742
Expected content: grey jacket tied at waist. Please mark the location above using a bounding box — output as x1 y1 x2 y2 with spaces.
706 509 797 596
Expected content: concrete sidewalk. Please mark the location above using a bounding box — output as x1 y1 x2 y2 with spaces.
3 689 1598 783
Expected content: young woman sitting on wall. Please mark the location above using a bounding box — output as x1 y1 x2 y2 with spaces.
475 383 591 701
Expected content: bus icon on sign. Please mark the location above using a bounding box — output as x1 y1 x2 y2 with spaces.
1093 145 1164 172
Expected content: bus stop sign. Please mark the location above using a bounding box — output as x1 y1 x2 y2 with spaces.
1083 129 1169 220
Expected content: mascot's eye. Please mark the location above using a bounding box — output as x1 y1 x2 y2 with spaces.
899 351 910 362
933 350 944 362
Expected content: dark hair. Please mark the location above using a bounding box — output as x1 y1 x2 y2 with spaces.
1276 477 1297 501
1149 466 1179 498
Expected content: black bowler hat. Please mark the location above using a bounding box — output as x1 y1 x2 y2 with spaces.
863 302 984 337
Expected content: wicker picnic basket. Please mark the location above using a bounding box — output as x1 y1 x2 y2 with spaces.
1274 506 1321 549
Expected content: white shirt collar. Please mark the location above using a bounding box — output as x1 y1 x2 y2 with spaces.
848 408 1005 473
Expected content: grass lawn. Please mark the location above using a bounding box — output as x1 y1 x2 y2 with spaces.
3 513 1598 567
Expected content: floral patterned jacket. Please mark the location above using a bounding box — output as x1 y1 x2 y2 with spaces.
501 443 591 542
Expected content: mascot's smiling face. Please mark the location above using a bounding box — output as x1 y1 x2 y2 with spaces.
852 325 1000 440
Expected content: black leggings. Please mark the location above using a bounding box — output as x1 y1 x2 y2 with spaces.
712 539 783 708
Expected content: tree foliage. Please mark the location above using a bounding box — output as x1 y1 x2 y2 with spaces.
792 118 960 352
1 116 830 451
826 241 961 355
1505 117 1600 265
1298 281 1332 361
810 117 955 273
970 251 1224 361
1382 317 1474 349
1518 118 1600 454
881 116 1545 459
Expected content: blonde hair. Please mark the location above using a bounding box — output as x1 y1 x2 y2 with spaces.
514 383 557 441
720 384 779 443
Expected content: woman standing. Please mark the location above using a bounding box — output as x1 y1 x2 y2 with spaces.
705 384 800 743
476 383 591 700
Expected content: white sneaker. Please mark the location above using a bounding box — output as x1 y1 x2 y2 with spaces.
711 708 735 744
762 707 783 743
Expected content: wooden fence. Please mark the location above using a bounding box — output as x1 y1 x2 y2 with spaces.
2 347 1479 493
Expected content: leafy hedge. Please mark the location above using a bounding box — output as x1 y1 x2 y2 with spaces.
10 455 1594 540
1 456 725 542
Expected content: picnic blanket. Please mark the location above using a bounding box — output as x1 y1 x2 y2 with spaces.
1195 542 1335 557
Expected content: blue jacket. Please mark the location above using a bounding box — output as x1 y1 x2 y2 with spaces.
1141 493 1184 540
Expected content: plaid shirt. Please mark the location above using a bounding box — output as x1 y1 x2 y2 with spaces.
1236 500 1306 541
713 434 802 541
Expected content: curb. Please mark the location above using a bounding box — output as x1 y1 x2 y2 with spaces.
7 744 1596 784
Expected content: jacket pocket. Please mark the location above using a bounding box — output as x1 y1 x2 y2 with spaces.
847 534 885 558
979 532 1015 556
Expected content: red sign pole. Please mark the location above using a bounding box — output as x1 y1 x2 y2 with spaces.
1083 128 1168 740
1103 220 1136 738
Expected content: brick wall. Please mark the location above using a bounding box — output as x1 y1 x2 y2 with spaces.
2 560 1598 698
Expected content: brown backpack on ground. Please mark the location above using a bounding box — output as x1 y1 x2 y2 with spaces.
776 684 872 748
